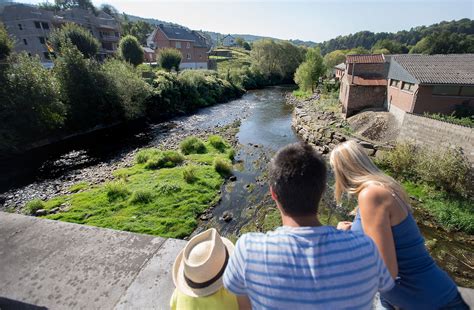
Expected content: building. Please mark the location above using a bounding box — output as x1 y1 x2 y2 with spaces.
0 3 120 64
334 62 345 80
221 34 236 47
339 54 389 117
147 24 211 70
143 46 155 63
387 54 474 123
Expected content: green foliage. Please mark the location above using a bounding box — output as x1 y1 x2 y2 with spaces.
180 136 207 155
157 48 182 72
243 42 251 51
52 0 95 10
129 189 154 204
183 165 198 183
323 50 346 69
423 112 473 128
371 39 408 54
135 148 160 164
410 31 474 54
376 142 421 180
120 19 154 45
144 150 184 169
119 35 145 66
0 23 13 61
294 47 326 92
0 53 65 152
105 181 130 201
222 66 266 89
214 158 232 177
102 59 152 119
69 182 89 193
25 199 45 215
208 135 227 152
40 136 233 238
50 23 100 58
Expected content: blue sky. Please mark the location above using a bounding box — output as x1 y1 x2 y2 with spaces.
16 0 474 42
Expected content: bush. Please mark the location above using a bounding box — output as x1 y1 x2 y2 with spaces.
376 142 418 180
180 136 207 155
183 166 198 183
157 48 182 71
50 23 100 58
129 189 153 204
25 199 45 215
0 53 65 152
136 148 160 164
0 22 13 61
102 59 152 119
214 158 232 177
119 35 144 66
106 181 130 201
144 150 184 169
208 135 227 152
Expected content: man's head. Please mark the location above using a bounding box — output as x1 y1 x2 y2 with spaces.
269 142 327 217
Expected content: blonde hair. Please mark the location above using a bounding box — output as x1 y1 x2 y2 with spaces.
329 140 409 205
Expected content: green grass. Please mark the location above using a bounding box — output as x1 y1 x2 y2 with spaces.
213 158 232 177
180 136 207 155
68 182 89 193
25 199 45 215
36 136 234 238
293 89 312 99
402 181 474 234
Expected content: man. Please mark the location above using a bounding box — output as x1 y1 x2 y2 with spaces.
223 142 394 309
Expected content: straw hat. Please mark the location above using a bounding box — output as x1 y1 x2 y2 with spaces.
172 228 234 297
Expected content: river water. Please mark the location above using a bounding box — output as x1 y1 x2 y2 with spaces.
0 87 472 288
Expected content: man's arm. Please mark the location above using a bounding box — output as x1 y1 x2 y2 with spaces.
237 295 251 310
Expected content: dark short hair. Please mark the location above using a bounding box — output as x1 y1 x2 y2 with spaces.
269 142 327 216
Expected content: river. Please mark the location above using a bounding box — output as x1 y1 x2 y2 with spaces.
0 87 472 288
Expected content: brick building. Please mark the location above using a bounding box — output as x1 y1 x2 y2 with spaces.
339 54 389 117
147 24 211 70
334 62 345 80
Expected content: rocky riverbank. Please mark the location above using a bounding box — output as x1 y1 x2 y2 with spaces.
287 92 389 156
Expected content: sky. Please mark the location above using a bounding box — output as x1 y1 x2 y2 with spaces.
14 0 474 42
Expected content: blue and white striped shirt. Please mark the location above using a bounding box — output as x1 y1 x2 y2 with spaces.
223 226 394 309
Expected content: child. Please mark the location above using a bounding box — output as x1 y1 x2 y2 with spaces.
171 228 238 309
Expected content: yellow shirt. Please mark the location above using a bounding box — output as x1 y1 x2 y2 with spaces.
170 287 239 310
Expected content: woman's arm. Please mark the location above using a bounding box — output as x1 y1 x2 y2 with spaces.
358 187 398 278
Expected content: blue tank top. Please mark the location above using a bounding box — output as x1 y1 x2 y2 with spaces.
352 206 458 309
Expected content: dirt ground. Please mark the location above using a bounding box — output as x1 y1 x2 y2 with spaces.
347 110 401 143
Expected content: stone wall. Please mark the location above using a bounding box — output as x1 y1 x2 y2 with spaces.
398 113 474 167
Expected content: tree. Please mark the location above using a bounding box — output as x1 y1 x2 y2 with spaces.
50 23 100 58
371 39 407 54
235 37 245 47
121 18 154 45
294 47 325 93
100 4 119 18
243 42 251 51
118 35 144 66
54 0 95 11
323 50 346 69
410 32 474 54
157 48 182 72
0 23 13 61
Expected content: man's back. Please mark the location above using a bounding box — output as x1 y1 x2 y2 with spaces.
224 225 394 309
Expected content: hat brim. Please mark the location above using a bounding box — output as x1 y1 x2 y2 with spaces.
172 237 235 297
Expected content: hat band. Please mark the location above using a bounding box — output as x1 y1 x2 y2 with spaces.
184 247 229 289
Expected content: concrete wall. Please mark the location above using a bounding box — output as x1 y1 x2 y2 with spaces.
398 113 474 167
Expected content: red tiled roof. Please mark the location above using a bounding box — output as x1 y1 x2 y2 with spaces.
352 76 387 86
346 54 385 64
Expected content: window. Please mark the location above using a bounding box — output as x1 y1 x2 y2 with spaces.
390 79 400 88
187 53 191 60
39 37 46 44
34 21 41 29
18 24 23 30
41 22 49 30
199 54 202 59
186 42 190 49
23 39 28 45
432 85 460 96
401 82 414 92
175 41 181 48
460 86 474 97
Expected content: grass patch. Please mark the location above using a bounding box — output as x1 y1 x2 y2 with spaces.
69 182 89 193
40 135 234 238
293 89 312 99
183 165 198 183
214 158 232 177
180 136 207 155
208 135 227 152
144 150 184 170
25 199 45 215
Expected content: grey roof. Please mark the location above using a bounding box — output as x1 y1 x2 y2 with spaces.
335 62 346 70
392 54 474 85
157 24 209 48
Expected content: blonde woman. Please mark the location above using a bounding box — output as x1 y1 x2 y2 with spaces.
330 140 468 310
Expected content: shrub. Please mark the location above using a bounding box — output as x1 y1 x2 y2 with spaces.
227 149 236 160
0 22 13 61
208 135 227 152
144 150 184 169
214 158 232 177
376 142 418 180
156 183 182 195
180 136 207 155
119 35 144 66
25 199 45 215
157 48 182 71
102 59 152 119
105 181 130 201
129 189 153 204
50 23 100 58
136 148 160 164
183 166 198 183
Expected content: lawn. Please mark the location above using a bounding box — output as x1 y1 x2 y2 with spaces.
31 136 234 238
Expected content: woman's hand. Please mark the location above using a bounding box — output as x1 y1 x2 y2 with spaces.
337 221 353 231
